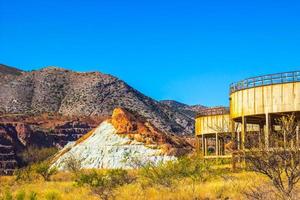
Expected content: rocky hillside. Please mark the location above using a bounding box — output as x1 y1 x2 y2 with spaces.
0 115 104 175
52 108 192 170
0 65 204 136
160 100 206 120
0 64 23 76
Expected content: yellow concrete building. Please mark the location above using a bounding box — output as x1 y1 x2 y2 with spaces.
195 71 300 157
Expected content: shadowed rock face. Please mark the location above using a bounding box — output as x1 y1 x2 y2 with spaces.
0 66 204 136
52 108 193 170
0 116 102 175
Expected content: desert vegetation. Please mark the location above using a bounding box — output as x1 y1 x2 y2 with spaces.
0 115 300 200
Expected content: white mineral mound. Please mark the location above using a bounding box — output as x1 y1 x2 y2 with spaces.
52 121 175 170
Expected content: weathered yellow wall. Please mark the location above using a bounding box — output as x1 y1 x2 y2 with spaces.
230 82 300 119
195 114 259 136
195 114 231 136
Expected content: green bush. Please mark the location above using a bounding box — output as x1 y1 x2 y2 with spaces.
28 191 37 200
18 146 58 166
33 162 57 181
139 156 211 188
3 191 12 200
14 167 34 182
45 191 60 200
75 169 133 200
16 191 25 200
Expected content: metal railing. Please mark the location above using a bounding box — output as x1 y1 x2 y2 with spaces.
230 71 300 93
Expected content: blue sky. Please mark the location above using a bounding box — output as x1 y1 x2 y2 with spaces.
1 0 300 106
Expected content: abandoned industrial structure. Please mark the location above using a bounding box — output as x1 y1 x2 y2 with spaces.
195 71 300 157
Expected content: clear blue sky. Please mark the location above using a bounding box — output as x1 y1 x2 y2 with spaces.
1 0 300 106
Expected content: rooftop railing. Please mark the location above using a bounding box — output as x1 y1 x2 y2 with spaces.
230 71 300 93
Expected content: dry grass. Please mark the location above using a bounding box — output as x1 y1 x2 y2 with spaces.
114 171 264 200
0 170 268 200
0 175 98 200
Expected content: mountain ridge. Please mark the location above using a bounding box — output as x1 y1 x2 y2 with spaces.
0 64 204 136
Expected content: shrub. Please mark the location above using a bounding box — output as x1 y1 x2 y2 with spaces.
28 191 38 200
45 191 60 200
14 166 35 182
18 146 58 166
139 156 211 188
3 191 12 200
16 191 26 200
33 162 57 181
63 154 81 173
75 169 134 200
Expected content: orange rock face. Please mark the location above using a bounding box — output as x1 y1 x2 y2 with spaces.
111 108 137 133
110 107 193 156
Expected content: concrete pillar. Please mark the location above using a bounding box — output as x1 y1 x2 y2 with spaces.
219 138 223 155
204 136 208 156
259 123 264 149
265 113 270 149
241 116 246 150
215 133 219 156
201 134 205 155
237 131 240 150
230 119 236 150
296 125 299 149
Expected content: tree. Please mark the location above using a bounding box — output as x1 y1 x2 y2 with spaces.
245 114 300 200
33 162 57 181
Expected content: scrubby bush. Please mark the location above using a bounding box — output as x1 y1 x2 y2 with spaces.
16 190 25 200
75 169 134 200
45 191 60 200
15 161 57 182
139 156 211 188
63 154 81 173
33 162 57 181
18 146 58 166
14 166 35 182
3 190 12 200
28 192 37 200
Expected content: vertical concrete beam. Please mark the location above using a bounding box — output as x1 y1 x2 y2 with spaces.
215 133 219 156
265 113 270 149
230 119 236 150
241 116 246 150
237 131 240 150
204 136 208 156
220 138 223 155
259 123 264 149
201 134 205 156
296 125 299 149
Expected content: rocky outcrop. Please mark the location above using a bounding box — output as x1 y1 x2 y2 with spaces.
52 108 193 170
0 115 102 174
0 66 204 136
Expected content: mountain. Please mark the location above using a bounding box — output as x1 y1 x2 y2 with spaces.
160 100 206 120
52 108 192 170
0 66 204 136
0 64 201 174
0 64 23 76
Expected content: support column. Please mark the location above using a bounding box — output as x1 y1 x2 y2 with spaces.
204 136 208 156
237 131 240 150
220 138 223 155
265 113 270 149
215 133 219 156
259 123 264 149
296 125 299 149
230 119 236 150
201 134 205 156
241 116 246 150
